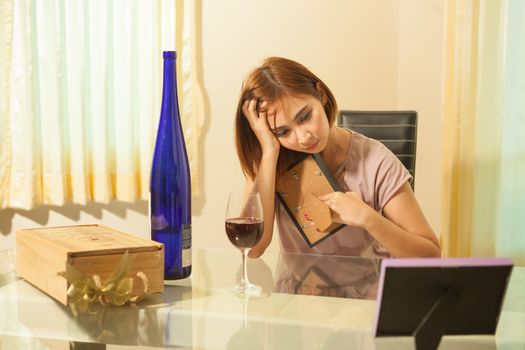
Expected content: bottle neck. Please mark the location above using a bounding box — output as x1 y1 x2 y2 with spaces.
161 58 179 109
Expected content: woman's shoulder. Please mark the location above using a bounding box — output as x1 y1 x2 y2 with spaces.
350 131 386 148
346 131 394 163
343 130 409 185
344 131 412 209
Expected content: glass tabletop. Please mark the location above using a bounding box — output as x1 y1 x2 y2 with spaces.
0 247 523 349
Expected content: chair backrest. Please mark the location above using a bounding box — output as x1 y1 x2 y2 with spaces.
338 110 417 189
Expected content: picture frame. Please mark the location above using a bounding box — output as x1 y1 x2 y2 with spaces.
374 257 513 350
276 154 345 247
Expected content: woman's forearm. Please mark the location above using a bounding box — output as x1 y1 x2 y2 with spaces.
363 209 441 258
247 151 279 258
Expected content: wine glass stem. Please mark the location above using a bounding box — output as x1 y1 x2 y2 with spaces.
241 249 250 286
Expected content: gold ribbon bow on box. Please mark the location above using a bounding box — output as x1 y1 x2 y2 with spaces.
58 251 150 316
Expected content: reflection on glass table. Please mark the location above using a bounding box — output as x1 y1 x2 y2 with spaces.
0 247 524 349
225 293 264 350
274 251 380 299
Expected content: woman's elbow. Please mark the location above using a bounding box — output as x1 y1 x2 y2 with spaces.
248 246 266 258
248 238 270 258
423 239 441 258
429 236 442 257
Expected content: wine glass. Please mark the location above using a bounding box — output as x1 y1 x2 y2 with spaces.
225 191 264 295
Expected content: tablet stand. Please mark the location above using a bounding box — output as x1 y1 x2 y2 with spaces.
412 288 458 350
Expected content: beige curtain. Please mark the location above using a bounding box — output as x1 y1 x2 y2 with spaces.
442 0 525 264
0 0 203 210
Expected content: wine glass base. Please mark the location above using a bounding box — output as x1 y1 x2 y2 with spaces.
233 282 262 296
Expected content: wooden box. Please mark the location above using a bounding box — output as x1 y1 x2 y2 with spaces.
16 224 164 305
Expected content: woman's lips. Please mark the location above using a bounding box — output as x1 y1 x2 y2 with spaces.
305 141 319 151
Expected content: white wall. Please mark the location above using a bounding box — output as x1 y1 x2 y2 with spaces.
397 0 445 236
0 0 445 252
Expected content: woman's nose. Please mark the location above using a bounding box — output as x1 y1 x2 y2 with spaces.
296 128 313 146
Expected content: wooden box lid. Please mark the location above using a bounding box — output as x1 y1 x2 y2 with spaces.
17 224 163 257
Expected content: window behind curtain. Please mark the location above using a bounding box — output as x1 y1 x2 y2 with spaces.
0 0 203 210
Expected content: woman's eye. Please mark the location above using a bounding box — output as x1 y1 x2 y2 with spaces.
275 129 289 138
299 111 312 122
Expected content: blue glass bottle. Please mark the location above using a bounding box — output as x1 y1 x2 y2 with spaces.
150 51 191 279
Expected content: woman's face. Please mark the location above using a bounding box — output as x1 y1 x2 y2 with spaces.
265 94 330 154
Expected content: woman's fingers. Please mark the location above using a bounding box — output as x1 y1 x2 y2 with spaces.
242 98 280 153
258 100 268 111
330 212 343 223
319 191 373 228
319 192 340 208
242 98 257 124
243 98 270 129
242 99 254 117
243 98 268 115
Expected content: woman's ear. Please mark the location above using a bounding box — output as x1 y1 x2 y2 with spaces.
315 82 328 105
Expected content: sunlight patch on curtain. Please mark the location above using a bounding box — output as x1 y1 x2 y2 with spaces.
441 0 480 258
0 0 14 205
442 0 525 264
498 0 525 264
0 0 202 210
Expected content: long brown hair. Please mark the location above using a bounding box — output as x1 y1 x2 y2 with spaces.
234 57 338 181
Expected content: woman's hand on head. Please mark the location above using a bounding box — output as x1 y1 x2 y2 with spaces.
242 98 280 156
319 191 375 228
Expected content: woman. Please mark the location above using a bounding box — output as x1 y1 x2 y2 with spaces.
235 57 440 259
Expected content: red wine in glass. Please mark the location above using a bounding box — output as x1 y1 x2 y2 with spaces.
225 192 264 295
225 217 263 249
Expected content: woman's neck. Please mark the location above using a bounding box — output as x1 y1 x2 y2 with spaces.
320 126 350 174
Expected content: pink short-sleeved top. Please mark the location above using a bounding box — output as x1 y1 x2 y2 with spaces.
275 132 412 258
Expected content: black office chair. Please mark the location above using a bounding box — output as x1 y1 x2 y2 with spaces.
338 110 417 189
